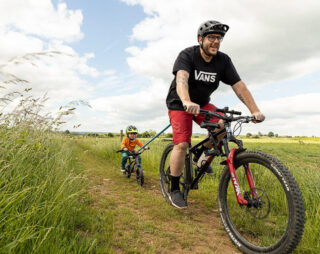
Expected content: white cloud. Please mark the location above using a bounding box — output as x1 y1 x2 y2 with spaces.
106 0 320 136
1 0 319 136
122 0 320 85
0 0 83 42
0 1 113 121
232 93 320 136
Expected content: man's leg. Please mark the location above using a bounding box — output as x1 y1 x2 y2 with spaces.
168 110 192 208
169 142 189 191
168 142 189 208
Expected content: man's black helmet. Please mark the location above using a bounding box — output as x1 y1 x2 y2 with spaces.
197 20 229 40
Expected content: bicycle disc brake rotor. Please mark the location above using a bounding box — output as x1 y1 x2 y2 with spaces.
245 187 270 219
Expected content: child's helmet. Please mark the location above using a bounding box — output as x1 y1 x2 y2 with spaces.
126 125 138 134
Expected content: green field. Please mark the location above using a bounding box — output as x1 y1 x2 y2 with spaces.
74 135 320 253
1 131 319 253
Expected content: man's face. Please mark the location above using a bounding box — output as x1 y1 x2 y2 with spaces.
199 33 223 56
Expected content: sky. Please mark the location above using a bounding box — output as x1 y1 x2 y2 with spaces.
0 0 320 136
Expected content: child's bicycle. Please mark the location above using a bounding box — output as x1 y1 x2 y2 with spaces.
159 107 305 254
117 149 149 186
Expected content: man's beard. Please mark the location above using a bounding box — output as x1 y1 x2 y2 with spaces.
203 44 218 56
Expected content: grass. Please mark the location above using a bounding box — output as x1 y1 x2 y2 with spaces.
74 135 320 253
74 137 238 253
0 72 113 253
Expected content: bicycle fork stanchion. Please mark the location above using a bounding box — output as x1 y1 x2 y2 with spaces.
138 123 171 152
244 164 258 198
226 148 248 206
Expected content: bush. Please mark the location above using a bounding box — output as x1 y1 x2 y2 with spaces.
165 133 173 138
268 131 275 137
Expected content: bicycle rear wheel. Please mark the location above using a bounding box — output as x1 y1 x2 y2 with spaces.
159 143 185 202
218 151 305 254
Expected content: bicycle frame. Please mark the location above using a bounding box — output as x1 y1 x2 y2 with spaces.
184 113 257 207
125 151 143 172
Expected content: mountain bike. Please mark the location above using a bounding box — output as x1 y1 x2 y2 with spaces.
117 149 149 186
159 107 305 254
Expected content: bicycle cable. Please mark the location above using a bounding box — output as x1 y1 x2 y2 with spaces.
233 120 243 137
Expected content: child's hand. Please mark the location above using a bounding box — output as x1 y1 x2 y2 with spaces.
144 146 150 150
123 148 128 151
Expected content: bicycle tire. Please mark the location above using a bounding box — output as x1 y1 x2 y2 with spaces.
123 162 132 178
218 150 305 254
136 167 144 186
159 143 186 202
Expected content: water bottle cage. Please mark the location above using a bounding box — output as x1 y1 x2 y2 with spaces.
204 149 220 157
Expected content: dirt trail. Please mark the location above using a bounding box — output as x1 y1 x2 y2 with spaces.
79 148 241 254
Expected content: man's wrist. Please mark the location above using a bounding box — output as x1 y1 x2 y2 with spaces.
181 99 191 104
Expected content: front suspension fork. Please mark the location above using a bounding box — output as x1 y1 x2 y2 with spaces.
226 149 257 206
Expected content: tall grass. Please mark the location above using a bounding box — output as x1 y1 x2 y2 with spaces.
0 128 94 253
0 54 102 253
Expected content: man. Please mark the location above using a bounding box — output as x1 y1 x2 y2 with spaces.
166 20 265 209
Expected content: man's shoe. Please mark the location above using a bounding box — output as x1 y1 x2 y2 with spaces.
120 167 125 172
169 190 188 209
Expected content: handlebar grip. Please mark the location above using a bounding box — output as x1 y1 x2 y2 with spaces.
231 110 242 115
215 107 241 115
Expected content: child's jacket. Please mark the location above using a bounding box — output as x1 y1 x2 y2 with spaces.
121 136 143 152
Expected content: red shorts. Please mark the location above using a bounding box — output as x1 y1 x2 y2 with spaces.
168 103 223 145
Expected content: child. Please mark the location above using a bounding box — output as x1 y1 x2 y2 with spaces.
120 125 149 172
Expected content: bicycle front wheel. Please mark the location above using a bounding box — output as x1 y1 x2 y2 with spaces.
123 162 131 178
136 167 144 186
218 151 304 254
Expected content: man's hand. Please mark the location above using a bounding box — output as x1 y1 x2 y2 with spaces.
123 147 128 151
183 101 200 115
252 111 265 123
144 146 150 150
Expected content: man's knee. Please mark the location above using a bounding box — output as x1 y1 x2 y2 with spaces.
218 119 224 129
174 142 189 152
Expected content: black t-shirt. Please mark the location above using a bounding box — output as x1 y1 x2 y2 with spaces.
166 46 241 110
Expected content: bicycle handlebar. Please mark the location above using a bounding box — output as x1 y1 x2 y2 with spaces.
199 108 256 123
116 148 150 155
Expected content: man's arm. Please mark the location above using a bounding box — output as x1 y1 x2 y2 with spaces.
232 81 265 122
176 70 200 115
